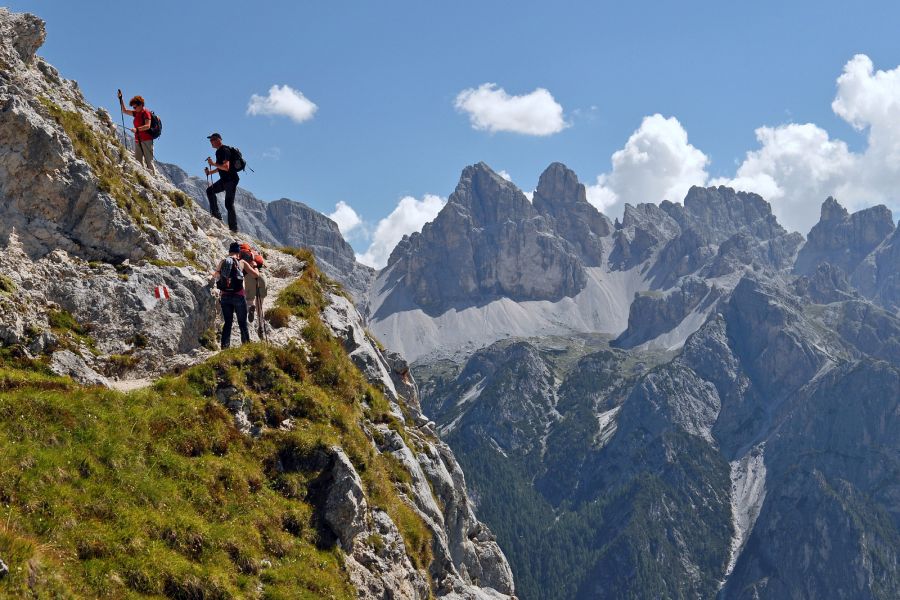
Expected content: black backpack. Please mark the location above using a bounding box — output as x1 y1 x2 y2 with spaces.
148 112 162 139
226 145 246 172
216 257 244 292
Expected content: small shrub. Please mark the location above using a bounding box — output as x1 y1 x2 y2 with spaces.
167 189 192 208
148 258 188 268
199 327 219 351
0 274 14 294
266 306 292 329
48 309 85 335
107 353 139 375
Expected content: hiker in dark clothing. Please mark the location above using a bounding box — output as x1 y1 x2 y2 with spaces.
204 133 239 232
213 241 259 348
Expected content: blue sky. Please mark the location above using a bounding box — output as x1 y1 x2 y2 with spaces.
12 0 900 265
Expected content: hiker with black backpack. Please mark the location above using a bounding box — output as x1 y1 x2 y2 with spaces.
117 90 159 173
213 241 259 348
204 133 246 233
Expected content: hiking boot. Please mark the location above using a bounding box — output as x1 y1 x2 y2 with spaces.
211 211 223 221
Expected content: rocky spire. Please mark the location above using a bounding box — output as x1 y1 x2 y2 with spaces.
532 162 612 266
794 196 895 275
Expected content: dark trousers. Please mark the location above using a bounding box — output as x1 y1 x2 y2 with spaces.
220 294 249 348
206 178 239 232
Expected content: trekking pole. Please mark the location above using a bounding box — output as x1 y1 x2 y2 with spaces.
117 89 128 147
259 300 267 343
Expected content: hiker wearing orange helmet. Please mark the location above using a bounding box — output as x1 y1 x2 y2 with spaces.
243 247 267 332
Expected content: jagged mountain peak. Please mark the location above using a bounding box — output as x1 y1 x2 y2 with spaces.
533 162 612 266
819 196 850 222
447 161 534 225
795 196 895 276
666 185 786 243
534 162 586 205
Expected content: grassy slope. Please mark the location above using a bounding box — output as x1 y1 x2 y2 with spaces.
0 254 432 598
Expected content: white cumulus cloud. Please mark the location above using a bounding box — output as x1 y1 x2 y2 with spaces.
455 83 568 136
328 201 363 237
358 194 446 269
711 124 856 233
586 114 709 218
714 54 900 234
497 170 512 181
247 84 317 123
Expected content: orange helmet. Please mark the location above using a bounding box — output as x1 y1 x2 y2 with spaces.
254 254 265 267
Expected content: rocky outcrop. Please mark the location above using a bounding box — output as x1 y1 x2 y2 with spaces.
794 197 895 277
0 8 247 381
792 262 856 304
609 202 681 268
321 289 516 598
614 278 719 348
662 185 787 244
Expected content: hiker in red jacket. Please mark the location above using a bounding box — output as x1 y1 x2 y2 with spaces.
118 90 155 173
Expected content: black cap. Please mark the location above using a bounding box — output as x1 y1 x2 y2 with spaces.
228 242 240 253
207 132 222 140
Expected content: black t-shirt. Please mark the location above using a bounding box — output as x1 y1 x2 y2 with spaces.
215 146 239 182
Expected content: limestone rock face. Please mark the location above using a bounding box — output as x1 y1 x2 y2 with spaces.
0 8 252 381
664 185 787 244
532 162 612 266
383 162 588 314
0 10 215 265
320 291 516 599
792 262 857 304
322 448 371 551
614 278 719 349
795 197 895 276
790 197 900 312
609 202 681 268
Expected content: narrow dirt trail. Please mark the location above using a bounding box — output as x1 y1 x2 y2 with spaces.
107 255 301 393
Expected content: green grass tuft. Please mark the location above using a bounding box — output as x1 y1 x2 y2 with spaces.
0 275 15 295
